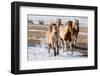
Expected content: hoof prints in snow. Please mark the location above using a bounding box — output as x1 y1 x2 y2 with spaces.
27 47 85 61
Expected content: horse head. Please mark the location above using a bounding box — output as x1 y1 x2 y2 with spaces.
66 20 73 32
73 19 79 27
47 21 58 34
52 23 58 33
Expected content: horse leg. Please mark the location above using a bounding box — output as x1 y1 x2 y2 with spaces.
57 41 59 55
69 42 72 49
69 41 73 54
72 35 77 49
73 36 76 46
75 33 78 46
74 36 77 48
62 40 65 52
60 39 64 52
54 47 56 56
65 42 67 51
53 43 56 56
48 44 50 54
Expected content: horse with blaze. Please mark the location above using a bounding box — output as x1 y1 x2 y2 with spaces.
58 19 79 54
59 20 73 53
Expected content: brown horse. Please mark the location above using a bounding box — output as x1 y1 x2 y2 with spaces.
59 20 73 53
46 22 60 56
72 19 79 46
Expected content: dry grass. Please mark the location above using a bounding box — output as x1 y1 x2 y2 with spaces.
28 24 88 46
79 27 88 33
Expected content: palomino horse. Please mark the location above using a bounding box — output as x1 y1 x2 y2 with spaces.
72 19 79 46
46 22 60 56
59 20 73 53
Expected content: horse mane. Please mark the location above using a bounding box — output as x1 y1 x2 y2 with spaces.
66 21 73 32
66 21 73 26
48 22 57 32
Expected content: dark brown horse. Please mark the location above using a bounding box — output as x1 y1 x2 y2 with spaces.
72 19 79 46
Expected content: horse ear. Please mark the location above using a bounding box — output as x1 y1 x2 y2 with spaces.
77 19 79 22
57 18 61 27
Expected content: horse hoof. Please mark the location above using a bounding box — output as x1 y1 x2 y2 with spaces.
57 53 59 55
54 54 56 56
71 52 73 54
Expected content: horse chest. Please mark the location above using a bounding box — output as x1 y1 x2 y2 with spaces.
52 33 59 42
64 32 72 41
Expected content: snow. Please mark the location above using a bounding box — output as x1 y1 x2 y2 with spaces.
27 46 85 61
27 36 85 61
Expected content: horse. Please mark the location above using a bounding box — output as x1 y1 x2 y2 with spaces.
72 19 79 47
46 21 60 56
59 20 73 53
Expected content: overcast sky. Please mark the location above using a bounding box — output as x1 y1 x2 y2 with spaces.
28 14 88 27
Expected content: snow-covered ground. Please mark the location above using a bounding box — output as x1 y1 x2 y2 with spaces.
27 36 86 61
27 46 85 61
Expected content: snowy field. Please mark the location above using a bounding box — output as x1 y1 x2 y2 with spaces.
27 46 86 61
27 24 88 61
27 35 87 61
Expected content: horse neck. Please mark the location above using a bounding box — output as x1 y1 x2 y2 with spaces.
73 22 79 30
68 23 73 32
64 25 71 34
